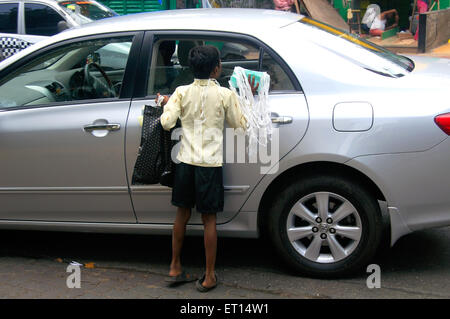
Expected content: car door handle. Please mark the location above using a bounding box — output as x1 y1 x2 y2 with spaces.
271 116 293 124
83 123 121 132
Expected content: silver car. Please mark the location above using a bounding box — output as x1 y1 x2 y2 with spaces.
0 9 449 277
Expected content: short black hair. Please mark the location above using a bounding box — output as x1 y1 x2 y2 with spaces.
188 45 220 79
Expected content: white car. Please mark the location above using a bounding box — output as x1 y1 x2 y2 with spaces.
0 0 117 58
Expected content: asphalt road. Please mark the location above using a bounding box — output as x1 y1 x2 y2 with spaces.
0 226 448 299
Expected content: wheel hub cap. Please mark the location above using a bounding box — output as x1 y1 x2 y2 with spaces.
319 223 329 233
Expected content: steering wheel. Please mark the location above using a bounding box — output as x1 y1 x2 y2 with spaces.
83 62 115 98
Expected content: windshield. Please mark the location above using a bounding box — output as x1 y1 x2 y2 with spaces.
299 17 414 77
58 1 117 24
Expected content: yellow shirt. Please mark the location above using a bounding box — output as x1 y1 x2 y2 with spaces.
160 79 247 167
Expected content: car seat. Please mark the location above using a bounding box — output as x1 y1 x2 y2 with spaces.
169 40 199 92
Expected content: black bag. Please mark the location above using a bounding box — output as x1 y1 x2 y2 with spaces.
131 105 178 187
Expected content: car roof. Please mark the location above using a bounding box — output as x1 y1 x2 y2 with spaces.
0 8 303 68
64 8 302 38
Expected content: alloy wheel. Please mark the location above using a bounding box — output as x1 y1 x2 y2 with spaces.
286 192 362 263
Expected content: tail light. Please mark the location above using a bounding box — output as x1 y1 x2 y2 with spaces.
435 113 450 135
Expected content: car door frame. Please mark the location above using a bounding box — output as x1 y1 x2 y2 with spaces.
126 30 305 224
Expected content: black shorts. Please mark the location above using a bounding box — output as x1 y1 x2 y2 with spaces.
171 162 224 214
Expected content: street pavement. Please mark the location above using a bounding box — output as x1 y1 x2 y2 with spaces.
0 225 448 299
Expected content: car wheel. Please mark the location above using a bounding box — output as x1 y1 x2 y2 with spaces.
267 175 383 278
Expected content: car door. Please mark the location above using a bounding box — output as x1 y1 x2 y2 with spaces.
0 32 143 222
125 31 309 225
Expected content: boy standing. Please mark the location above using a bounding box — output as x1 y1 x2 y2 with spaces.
159 45 256 292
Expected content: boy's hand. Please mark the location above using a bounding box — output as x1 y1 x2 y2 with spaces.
155 93 169 107
248 75 259 95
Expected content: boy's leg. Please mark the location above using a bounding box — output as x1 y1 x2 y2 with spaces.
195 166 223 288
201 213 217 288
169 206 191 277
169 162 195 277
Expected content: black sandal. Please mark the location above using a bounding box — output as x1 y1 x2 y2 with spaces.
165 270 197 287
195 273 218 292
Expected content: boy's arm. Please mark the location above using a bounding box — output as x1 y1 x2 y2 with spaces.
160 88 181 131
248 74 259 95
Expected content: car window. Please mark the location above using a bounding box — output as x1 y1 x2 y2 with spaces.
0 3 19 33
96 42 132 70
147 37 294 95
261 52 295 91
0 36 133 109
24 3 65 36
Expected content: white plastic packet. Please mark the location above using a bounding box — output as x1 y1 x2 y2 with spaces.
229 66 272 156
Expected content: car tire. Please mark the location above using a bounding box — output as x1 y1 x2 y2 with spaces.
266 174 383 278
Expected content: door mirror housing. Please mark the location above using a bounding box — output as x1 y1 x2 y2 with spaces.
57 21 70 33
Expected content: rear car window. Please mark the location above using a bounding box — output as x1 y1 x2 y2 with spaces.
25 3 65 36
148 37 295 95
0 3 19 33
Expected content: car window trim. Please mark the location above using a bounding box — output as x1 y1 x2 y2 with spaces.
133 30 302 99
0 31 144 111
131 31 153 98
18 1 24 34
0 97 131 112
118 31 144 99
257 47 264 71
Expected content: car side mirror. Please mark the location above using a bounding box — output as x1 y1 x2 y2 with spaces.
57 21 70 33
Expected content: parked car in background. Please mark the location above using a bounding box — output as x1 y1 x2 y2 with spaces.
0 0 117 58
0 9 449 278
